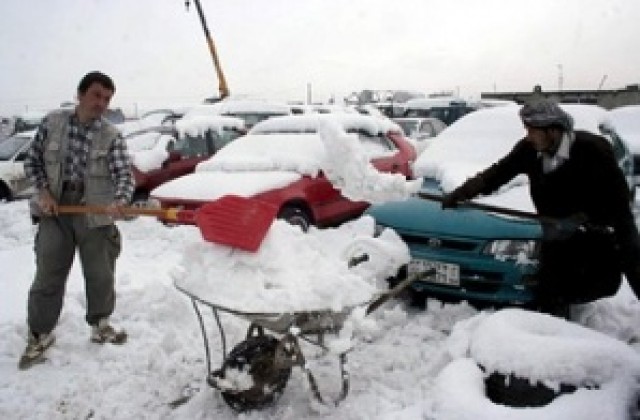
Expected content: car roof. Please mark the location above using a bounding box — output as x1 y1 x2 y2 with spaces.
403 96 471 109
250 113 401 137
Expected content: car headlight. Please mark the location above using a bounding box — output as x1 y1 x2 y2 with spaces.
482 239 540 265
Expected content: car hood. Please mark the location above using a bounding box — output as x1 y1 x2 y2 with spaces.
366 186 542 240
151 170 301 201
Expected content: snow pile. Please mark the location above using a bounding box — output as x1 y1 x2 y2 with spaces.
318 118 421 204
172 215 410 313
125 131 174 172
175 115 244 138
607 105 640 155
431 308 640 420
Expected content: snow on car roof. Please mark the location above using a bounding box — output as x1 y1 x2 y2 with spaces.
197 132 326 175
211 98 291 114
175 115 245 138
249 113 401 137
607 105 640 154
414 103 608 184
404 96 470 109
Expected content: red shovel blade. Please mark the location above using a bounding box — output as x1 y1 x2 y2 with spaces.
194 195 279 252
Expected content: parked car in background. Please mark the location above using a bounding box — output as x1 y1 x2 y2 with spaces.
125 115 245 203
12 111 47 134
187 98 291 129
366 104 634 309
1 116 15 140
288 103 358 115
0 130 35 200
117 108 185 137
402 96 479 126
392 117 447 153
151 113 416 230
607 105 640 187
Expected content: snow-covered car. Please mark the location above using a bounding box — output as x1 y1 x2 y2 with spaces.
185 98 291 129
401 96 479 126
12 111 47 134
608 105 640 187
117 108 185 137
150 113 417 230
365 104 635 308
288 103 359 115
126 116 246 202
0 130 35 200
392 117 447 153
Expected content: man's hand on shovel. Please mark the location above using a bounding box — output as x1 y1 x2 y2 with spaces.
37 189 58 216
104 200 129 220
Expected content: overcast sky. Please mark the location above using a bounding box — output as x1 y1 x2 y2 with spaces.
2 0 639 116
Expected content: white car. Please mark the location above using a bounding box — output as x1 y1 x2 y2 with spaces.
0 130 35 200
607 105 640 187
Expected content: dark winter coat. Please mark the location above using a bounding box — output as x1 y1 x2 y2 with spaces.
456 130 640 304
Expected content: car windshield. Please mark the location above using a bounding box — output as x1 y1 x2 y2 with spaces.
0 134 30 160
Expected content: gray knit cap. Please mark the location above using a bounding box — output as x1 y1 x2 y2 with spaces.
519 100 574 132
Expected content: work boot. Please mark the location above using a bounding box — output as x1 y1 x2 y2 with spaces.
90 318 127 344
18 331 55 370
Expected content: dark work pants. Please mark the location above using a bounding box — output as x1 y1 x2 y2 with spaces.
27 190 121 334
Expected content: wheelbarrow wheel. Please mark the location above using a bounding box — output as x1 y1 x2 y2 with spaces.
215 334 292 412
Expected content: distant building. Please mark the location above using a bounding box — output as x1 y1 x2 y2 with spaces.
481 84 640 109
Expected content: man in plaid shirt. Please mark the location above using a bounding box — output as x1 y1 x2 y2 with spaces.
19 71 135 369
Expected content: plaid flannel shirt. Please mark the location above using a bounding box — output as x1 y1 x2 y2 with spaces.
24 114 134 203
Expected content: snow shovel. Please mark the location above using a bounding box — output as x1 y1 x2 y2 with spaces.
57 195 278 252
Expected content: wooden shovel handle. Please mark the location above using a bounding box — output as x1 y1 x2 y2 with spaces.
57 204 185 221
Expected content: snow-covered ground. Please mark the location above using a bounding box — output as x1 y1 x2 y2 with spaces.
2 196 640 419
3 112 640 418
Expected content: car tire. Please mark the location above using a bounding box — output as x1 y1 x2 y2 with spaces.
278 206 311 232
214 334 292 412
483 368 578 408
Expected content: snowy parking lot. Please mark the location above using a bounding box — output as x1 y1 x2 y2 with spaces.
2 197 640 419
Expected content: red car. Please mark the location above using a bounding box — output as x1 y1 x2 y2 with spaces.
125 116 245 202
150 114 416 230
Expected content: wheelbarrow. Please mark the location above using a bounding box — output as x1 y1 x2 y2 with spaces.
174 261 436 412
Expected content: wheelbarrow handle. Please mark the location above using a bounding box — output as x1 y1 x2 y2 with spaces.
365 269 436 315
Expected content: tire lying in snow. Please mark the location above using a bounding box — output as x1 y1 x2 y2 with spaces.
431 308 640 418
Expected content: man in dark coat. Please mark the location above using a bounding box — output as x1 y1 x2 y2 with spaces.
442 100 640 312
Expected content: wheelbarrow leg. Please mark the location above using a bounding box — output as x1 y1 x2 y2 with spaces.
275 334 351 406
188 298 229 386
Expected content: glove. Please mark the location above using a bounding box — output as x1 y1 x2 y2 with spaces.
441 189 465 209
441 176 486 210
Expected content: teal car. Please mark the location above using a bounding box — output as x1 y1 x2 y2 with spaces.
366 104 634 307
367 179 542 306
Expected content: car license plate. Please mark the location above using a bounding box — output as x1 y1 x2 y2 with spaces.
408 259 460 287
